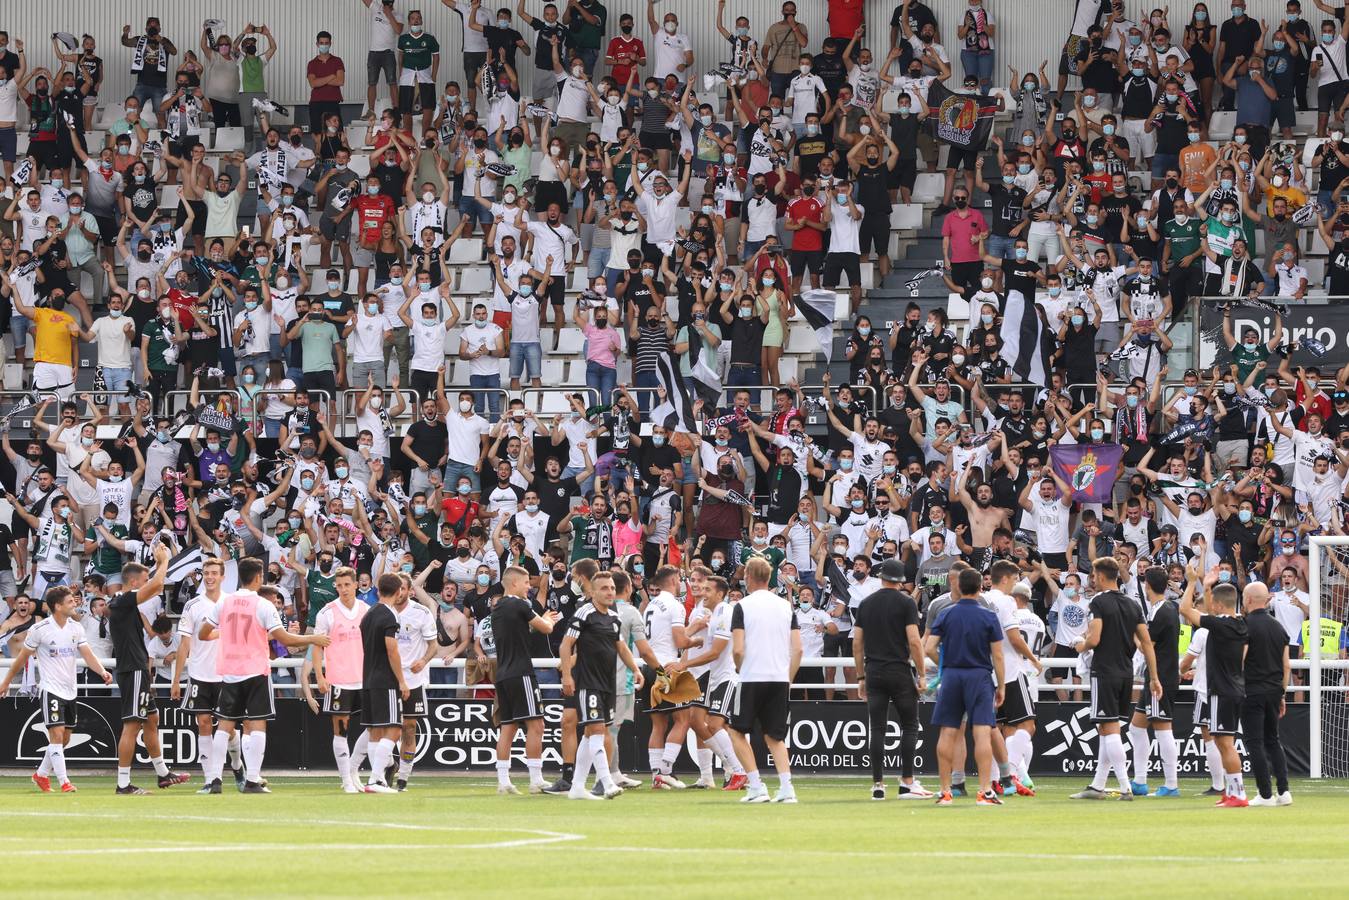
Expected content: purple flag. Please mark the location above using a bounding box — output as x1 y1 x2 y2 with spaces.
1049 443 1124 503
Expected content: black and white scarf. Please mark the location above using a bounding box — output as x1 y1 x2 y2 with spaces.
131 36 168 74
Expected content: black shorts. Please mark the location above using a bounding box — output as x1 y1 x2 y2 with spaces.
577 687 616 725
1134 681 1177 721
217 674 276 721
1318 80 1349 115
544 272 567 307
859 215 891 256
117 670 155 722
363 687 402 727
94 214 119 244
945 145 981 171
1089 673 1133 723
996 673 1037 725
180 677 222 714
322 686 362 716
822 251 862 289
727 680 791 741
398 83 436 115
706 680 734 719
401 685 429 719
1194 692 1211 728
889 159 918 191
560 690 578 711
640 129 673 151
495 673 544 724
692 672 711 709
788 248 825 274
302 369 338 400
176 199 208 236
41 691 78 728
1059 35 1085 75
1207 693 1243 736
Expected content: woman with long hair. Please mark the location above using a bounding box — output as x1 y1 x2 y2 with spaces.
1183 3 1217 132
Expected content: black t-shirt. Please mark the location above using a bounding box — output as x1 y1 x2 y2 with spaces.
813 50 848 96
0 524 13 571
1222 513 1259 566
1328 240 1349 296
360 601 400 689
404 419 447 471
482 25 526 68
988 182 1027 238
853 587 920 671
526 593 553 660
1087 589 1142 680
528 19 569 70
530 475 579 537
1100 192 1139 238
638 443 681 494
1074 43 1119 94
490 594 537 679
763 464 803 524
1243 608 1286 695
1000 258 1040 299
108 590 150 673
855 163 890 214
567 602 620 692
1146 598 1180 687
1218 17 1262 64
728 315 768 367
1200 612 1249 698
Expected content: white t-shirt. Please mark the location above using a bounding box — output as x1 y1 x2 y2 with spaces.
1313 35 1349 88
88 315 135 369
732 589 797 682
396 601 439 689
828 202 863 253
787 73 826 123
1269 590 1309 645
24 616 87 700
460 321 503 376
409 319 447 371
1050 592 1090 647
986 587 1021 684
651 28 692 80
445 412 490 464
558 416 596 469
637 190 682 245
1031 494 1071 553
556 72 590 121
369 1 401 51
526 219 576 274
644 590 685 664
177 595 221 681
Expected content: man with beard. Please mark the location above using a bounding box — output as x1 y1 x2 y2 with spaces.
558 493 615 568
953 469 1013 563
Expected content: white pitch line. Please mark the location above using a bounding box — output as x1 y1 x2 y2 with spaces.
3 812 583 849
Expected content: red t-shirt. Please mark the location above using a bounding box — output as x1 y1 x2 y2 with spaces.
827 0 865 39
307 55 345 102
440 497 481 536
167 286 197 330
352 194 395 247
606 36 645 85
786 196 824 251
941 209 989 264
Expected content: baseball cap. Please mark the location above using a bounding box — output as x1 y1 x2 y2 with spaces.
875 559 905 582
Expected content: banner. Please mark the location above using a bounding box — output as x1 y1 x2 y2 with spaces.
924 82 998 150
1198 300 1349 371
1049 443 1125 503
0 697 1313 776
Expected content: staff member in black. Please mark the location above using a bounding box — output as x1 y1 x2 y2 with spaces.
1238 581 1293 807
852 559 928 801
358 573 411 794
1179 568 1250 807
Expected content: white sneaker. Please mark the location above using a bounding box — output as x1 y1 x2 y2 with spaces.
615 774 642 789
740 785 770 804
897 782 935 800
602 784 624 799
528 782 547 795
364 781 397 794
691 776 716 789
567 785 605 801
652 773 686 790
1277 791 1293 806
497 782 521 795
342 780 360 794
772 786 798 804
1247 794 1276 807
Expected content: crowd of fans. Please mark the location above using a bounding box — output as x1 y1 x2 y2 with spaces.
1 0 1347 705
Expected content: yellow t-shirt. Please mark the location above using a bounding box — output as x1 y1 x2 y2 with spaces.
33 308 76 367
1264 184 1307 216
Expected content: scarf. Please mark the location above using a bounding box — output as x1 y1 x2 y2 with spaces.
131 36 167 74
1114 402 1148 442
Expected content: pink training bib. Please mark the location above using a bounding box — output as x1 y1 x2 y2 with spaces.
217 592 270 678
324 604 366 686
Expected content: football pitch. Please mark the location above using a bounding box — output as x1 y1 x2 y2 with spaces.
3 775 1346 897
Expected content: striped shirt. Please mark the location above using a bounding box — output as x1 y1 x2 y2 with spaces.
207 293 235 350
634 323 671 375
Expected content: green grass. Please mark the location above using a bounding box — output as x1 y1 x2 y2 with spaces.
3 775 1347 897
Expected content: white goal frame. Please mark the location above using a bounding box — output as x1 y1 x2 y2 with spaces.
1307 536 1348 779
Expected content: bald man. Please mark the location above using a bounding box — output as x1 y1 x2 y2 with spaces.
1240 582 1293 806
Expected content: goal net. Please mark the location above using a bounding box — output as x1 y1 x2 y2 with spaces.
1307 537 1349 778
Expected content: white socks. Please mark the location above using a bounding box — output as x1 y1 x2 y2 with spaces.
590 735 613 791
350 730 370 776
397 748 413 781
37 745 53 777
333 735 351 785
117 766 131 788
647 747 662 774
1225 772 1246 799
1156 730 1179 790
526 757 543 786
228 730 242 769
211 730 231 782
697 747 714 781
746 769 763 790
1006 730 1033 781
707 730 744 775
48 745 68 784
1205 739 1224 791
150 756 170 777
198 735 213 781
367 738 396 785
242 732 266 783
1128 724 1152 785
574 734 595 788
661 741 681 775
496 759 512 787
1105 734 1130 792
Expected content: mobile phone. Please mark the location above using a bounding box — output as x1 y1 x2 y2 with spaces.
242 225 251 239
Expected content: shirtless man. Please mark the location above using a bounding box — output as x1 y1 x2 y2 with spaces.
953 468 1012 560
163 141 213 254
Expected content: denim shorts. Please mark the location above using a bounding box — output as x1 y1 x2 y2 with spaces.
509 341 542 380
102 366 132 393
10 314 30 351
457 194 493 225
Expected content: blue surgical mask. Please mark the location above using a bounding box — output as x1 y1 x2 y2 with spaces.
1048 287 1061 297
840 458 854 470
1238 509 1252 523
850 498 863 508
1015 247 1028 260
652 435 666 447
1002 174 1014 185
414 504 427 516
1184 385 1198 396
458 484 471 494
1085 213 1098 225
1218 570 1232 584
1090 428 1104 441
1104 123 1117 135
477 573 491 586
1273 40 1286 51
1018 163 1032 174
1126 395 1140 408
1071 314 1084 326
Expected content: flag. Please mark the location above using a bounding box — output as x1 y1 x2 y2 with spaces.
689 354 722 408
924 82 998 150
999 289 1047 384
817 556 854 612
1049 443 1125 503
164 545 203 585
650 351 697 434
797 289 837 365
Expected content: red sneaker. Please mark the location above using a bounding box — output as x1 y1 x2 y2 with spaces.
60 781 77 793
991 780 1005 796
1218 795 1249 808
31 773 51 793
1013 777 1035 797
722 773 748 791
935 790 954 806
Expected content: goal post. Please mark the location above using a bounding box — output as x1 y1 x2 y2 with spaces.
1308 537 1349 779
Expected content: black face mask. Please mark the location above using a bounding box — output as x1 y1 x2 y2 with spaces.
137 250 152 262
620 24 633 34
457 547 471 558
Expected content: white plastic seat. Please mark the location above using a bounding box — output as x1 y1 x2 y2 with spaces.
449 238 484 263
554 328 585 356
890 204 923 230
458 266 493 295
212 127 245 152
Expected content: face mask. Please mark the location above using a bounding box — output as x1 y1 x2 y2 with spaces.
664 21 677 33
301 477 315 491
1325 32 1336 43
317 43 331 54
518 284 533 298
1105 123 1118 136
1048 287 1062 297
1126 395 1140 408
652 435 666 447
1129 36 1142 47
1273 40 1287 51
981 277 994 290
1220 210 1236 223
1174 214 1189 226
1002 174 1015 186
1071 314 1084 326
1273 175 1286 188
1238 509 1252 523
1223 382 1236 395
1090 428 1104 441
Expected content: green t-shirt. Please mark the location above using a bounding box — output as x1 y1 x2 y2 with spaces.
407 512 438 567
85 522 128 575
1230 342 1267 383
398 33 440 71
305 568 338 626
739 545 786 588
1162 218 1200 261
240 55 266 93
566 1 607 50
140 318 177 373
299 320 340 373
